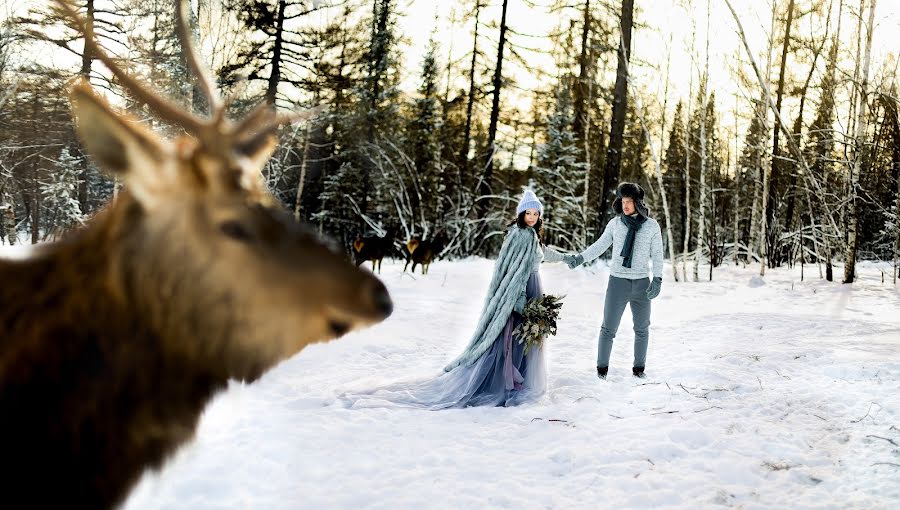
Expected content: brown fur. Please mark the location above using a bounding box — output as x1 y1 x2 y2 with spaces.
353 230 394 274
0 83 392 508
403 233 448 275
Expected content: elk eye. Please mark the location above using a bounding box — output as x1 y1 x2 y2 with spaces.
220 220 253 242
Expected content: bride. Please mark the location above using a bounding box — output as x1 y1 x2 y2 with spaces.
345 190 566 409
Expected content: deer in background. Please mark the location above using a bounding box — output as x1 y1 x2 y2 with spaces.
0 2 392 509
353 228 395 274
403 232 448 275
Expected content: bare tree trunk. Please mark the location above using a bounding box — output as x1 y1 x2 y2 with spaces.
682 136 693 279
888 85 900 285
840 0 865 267
265 0 287 105
892 210 900 285
694 95 706 281
573 0 592 147
189 0 207 115
477 0 509 220
529 90 541 170
758 95 772 273
895 181 900 284
5 209 14 245
621 30 677 281
732 88 741 265
822 0 844 280
2 198 15 245
681 12 696 282
659 34 679 281
766 0 796 267
749 160 760 256
30 184 40 245
844 0 877 284
800 230 805 280
694 0 711 282
784 58 822 252
76 0 95 213
443 8 457 105
460 1 481 174
575 0 593 249
581 84 593 250
294 121 312 221
799 161 826 278
600 0 634 223
751 4 775 261
784 1 833 270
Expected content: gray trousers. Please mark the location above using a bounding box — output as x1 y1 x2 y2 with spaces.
597 276 651 368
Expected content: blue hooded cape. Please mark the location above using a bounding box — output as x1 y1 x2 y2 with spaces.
443 226 538 372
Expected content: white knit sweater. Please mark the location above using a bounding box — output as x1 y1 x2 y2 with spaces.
580 216 664 279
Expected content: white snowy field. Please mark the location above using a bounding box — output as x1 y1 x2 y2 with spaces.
110 256 900 509
3 239 892 508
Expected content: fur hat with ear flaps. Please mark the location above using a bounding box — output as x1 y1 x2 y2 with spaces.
612 182 650 218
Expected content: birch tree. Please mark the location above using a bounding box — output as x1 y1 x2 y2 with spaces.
844 0 876 283
658 35 679 281
693 0 711 282
681 6 696 281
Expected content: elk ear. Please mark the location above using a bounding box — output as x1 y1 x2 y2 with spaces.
69 80 172 208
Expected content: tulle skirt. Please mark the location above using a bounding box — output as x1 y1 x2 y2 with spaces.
344 271 547 409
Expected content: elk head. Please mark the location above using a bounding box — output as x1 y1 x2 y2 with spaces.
55 0 392 377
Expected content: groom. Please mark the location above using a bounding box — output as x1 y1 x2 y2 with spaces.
564 182 664 379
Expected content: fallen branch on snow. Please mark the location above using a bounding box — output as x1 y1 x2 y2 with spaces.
866 435 899 447
773 368 791 380
852 402 882 424
531 418 570 424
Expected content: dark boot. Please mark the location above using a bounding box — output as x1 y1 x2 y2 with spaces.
632 366 646 378
597 366 608 379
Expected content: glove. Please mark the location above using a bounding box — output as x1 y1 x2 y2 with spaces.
564 254 584 269
647 277 662 300
514 290 527 315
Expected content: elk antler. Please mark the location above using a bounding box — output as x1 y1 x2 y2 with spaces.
53 0 206 136
54 0 321 151
173 0 222 115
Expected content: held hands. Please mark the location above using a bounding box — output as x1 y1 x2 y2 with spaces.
563 254 584 269
647 277 662 300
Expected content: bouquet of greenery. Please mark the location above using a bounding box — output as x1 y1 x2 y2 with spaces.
513 294 564 354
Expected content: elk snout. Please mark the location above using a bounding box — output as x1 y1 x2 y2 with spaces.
326 277 392 337
369 279 393 318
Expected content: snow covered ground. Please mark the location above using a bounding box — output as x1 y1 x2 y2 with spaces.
12 244 899 508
